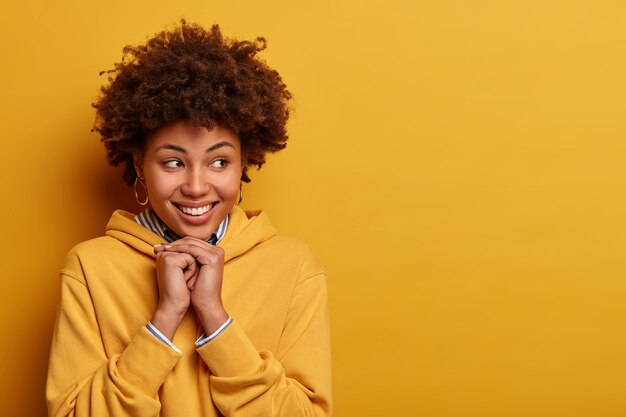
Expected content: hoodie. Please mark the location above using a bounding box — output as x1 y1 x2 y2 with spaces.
46 206 332 417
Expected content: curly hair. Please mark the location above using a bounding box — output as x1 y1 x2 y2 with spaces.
93 20 292 184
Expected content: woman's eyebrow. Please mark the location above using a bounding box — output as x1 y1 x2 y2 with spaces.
156 144 187 153
206 141 236 152
155 141 235 153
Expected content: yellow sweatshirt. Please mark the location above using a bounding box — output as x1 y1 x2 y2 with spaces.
46 207 332 417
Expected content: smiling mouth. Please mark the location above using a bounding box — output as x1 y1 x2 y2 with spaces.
176 203 216 216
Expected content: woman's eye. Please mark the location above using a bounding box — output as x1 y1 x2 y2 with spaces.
163 160 183 168
211 159 228 168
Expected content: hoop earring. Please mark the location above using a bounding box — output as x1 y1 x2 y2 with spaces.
134 177 149 206
238 182 243 204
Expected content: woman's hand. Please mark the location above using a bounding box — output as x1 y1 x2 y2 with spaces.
150 245 197 340
156 238 229 335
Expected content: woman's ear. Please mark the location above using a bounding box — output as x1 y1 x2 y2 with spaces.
133 153 144 180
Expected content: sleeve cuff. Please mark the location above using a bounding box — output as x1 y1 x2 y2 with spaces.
196 319 263 377
146 322 182 353
115 326 182 396
195 317 233 348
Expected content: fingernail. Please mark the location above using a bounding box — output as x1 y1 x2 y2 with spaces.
164 245 173 248
153 243 164 248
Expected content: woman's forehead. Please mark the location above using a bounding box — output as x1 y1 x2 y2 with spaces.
146 120 241 152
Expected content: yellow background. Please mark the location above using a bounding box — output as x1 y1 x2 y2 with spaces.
1 1 626 416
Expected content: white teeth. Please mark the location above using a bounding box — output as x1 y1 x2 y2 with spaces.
179 204 213 216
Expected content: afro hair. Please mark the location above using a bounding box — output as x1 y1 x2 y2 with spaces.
93 20 292 184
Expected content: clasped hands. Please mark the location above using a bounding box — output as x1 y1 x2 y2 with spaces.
150 237 229 340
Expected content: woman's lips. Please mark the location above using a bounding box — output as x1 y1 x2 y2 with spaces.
177 203 214 216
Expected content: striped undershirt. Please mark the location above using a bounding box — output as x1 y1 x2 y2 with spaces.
135 208 229 245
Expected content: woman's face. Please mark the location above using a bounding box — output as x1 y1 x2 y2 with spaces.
135 120 242 241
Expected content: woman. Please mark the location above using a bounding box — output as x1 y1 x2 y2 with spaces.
46 20 332 417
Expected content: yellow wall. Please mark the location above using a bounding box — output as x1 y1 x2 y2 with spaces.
1 1 625 416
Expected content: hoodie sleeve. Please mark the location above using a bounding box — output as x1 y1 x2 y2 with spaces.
196 272 332 417
46 269 182 417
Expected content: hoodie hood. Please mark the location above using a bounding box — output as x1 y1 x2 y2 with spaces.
105 206 277 262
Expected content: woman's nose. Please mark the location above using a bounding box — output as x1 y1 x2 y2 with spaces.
181 170 210 196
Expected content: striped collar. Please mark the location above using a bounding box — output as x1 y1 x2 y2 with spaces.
135 208 229 245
